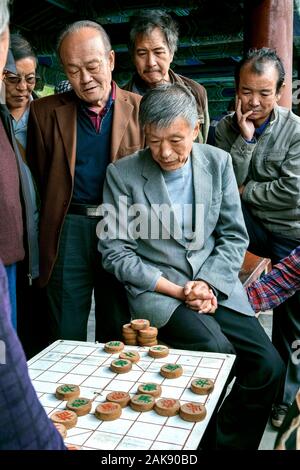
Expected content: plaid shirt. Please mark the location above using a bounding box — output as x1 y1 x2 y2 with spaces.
247 246 300 312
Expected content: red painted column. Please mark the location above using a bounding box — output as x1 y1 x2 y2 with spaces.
244 0 293 108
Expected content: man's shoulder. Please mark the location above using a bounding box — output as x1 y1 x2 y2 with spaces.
108 149 147 182
111 148 146 170
277 106 300 126
31 91 74 112
175 72 206 93
193 142 230 163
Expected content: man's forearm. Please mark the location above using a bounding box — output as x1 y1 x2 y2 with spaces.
155 276 185 301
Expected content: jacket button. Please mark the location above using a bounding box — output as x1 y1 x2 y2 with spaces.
187 252 192 259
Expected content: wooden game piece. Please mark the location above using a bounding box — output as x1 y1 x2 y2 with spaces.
137 383 162 398
95 402 122 421
110 358 132 374
123 339 138 346
180 402 207 422
138 326 158 338
66 397 92 416
55 384 80 401
191 378 214 395
106 391 131 408
130 394 155 412
119 350 140 363
131 319 150 330
154 398 181 417
53 422 67 439
160 363 183 379
122 324 137 336
104 341 124 353
137 337 158 346
50 410 78 429
148 345 169 358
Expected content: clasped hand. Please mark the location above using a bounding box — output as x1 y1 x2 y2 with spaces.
184 280 218 314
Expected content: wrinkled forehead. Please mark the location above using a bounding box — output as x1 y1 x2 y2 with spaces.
60 29 107 62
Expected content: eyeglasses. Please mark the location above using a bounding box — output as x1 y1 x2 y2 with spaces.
3 72 40 85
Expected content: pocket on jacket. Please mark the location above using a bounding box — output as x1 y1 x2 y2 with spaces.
263 151 284 174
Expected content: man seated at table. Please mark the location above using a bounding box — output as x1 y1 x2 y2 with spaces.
98 83 284 449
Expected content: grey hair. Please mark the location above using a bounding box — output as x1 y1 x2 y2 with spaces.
129 10 178 56
139 83 198 129
0 0 9 35
57 20 112 58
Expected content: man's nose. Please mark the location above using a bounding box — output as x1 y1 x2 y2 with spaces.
16 78 27 90
146 53 156 67
160 142 172 158
250 94 260 107
80 69 92 83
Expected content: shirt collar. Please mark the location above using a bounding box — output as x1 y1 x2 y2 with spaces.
255 114 272 137
79 81 116 116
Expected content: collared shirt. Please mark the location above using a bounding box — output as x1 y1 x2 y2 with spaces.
246 246 300 312
80 81 116 133
244 115 271 143
12 106 30 148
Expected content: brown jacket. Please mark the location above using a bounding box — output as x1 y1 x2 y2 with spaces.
26 83 144 286
0 106 24 265
123 69 210 143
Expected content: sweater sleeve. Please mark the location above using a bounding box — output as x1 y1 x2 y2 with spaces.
0 262 66 450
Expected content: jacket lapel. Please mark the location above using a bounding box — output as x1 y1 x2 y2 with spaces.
142 150 186 247
191 145 212 248
111 86 134 161
55 100 77 177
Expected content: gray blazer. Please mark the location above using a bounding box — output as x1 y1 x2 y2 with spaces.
99 143 254 328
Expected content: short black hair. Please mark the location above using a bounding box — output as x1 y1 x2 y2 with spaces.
10 33 37 64
235 47 285 94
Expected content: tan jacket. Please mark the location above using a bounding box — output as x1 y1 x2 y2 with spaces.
26 84 144 286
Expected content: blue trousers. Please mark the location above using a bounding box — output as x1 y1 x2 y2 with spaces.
5 263 17 329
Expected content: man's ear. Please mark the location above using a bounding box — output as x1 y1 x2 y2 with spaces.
109 50 115 72
193 120 200 140
276 82 285 102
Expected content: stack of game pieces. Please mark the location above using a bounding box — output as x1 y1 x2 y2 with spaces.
123 319 159 347
137 326 158 347
122 323 138 345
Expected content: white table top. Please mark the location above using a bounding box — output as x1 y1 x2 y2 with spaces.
28 340 235 450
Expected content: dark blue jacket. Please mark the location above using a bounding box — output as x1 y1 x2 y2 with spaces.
0 261 66 449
